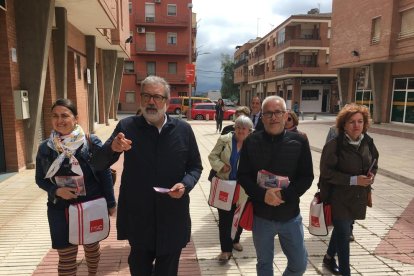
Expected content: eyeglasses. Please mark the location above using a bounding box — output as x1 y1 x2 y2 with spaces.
262 110 286 119
140 93 167 104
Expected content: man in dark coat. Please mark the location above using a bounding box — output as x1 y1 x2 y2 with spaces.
92 76 202 276
238 95 313 276
250 96 264 131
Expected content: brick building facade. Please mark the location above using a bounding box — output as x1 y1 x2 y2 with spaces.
119 0 195 112
235 10 338 113
331 0 414 124
0 0 130 173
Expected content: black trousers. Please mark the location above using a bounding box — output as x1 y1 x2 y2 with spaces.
128 245 182 276
217 204 243 252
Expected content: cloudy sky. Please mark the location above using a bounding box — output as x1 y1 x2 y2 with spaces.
192 0 332 94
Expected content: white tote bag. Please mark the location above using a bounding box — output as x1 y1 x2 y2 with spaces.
308 193 330 236
208 176 236 211
69 197 110 245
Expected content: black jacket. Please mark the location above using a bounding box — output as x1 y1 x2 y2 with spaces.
92 115 202 255
238 130 314 221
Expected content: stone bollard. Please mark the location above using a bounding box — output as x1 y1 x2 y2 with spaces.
301 111 304 121
313 113 317 120
206 114 209 121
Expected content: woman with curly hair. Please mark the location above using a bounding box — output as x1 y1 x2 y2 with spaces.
320 103 379 276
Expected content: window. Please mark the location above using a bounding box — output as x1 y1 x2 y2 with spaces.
178 92 187 97
168 62 177 74
167 4 177 16
391 77 414 124
167 32 177 45
146 32 156 51
400 8 414 39
146 62 156 76
300 55 313 66
76 54 81 80
302 90 319 101
125 91 136 104
145 3 155 22
124 60 134 73
276 54 284 69
277 28 285 45
129 2 132 14
371 17 381 44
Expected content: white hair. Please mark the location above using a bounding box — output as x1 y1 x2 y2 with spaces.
262 96 287 111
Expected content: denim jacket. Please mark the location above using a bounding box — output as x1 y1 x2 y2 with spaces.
35 134 116 209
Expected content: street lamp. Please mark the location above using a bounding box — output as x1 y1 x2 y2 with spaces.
187 3 193 120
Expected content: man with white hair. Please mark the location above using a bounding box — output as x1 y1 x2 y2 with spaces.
93 76 203 276
238 96 314 276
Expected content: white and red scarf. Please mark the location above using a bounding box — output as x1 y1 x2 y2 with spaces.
45 125 86 179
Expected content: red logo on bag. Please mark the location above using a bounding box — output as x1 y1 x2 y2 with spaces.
90 219 104 232
219 191 229 202
311 216 320 227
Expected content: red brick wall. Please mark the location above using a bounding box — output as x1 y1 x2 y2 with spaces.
330 0 396 68
0 0 26 171
120 0 193 111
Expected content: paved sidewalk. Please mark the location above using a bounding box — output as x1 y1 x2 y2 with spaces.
0 115 414 275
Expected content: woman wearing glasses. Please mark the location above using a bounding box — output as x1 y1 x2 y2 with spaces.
208 115 253 262
284 110 307 139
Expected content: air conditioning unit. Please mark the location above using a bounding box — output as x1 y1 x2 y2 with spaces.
155 0 161 3
137 27 146 34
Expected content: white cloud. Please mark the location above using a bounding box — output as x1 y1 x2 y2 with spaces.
192 0 332 93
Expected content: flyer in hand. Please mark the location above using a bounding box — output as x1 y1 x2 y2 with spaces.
257 170 290 189
55 175 86 196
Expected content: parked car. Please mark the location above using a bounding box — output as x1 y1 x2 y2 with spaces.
167 96 213 115
190 103 236 120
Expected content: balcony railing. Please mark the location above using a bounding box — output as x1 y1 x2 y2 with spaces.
135 16 188 27
276 38 323 51
135 45 189 55
136 72 186 84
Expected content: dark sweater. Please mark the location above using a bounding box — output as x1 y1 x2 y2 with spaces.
238 130 314 221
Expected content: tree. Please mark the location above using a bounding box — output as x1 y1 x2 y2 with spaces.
220 54 239 102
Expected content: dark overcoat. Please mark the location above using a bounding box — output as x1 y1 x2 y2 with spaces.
93 115 202 255
320 133 379 220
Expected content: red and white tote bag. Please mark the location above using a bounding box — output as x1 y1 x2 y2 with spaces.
69 197 110 245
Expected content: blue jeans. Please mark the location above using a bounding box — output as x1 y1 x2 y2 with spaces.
327 219 353 276
253 214 307 276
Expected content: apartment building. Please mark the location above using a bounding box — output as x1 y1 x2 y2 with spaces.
234 38 260 106
119 0 195 112
236 9 337 113
0 0 130 172
331 0 414 124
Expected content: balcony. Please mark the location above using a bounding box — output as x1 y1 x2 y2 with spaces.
135 45 189 56
234 58 248 69
135 16 189 28
136 72 186 84
276 38 323 52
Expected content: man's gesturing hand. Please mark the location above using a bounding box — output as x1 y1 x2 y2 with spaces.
111 132 132 152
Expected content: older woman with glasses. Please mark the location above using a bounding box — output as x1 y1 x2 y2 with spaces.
208 115 253 262
285 110 307 139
